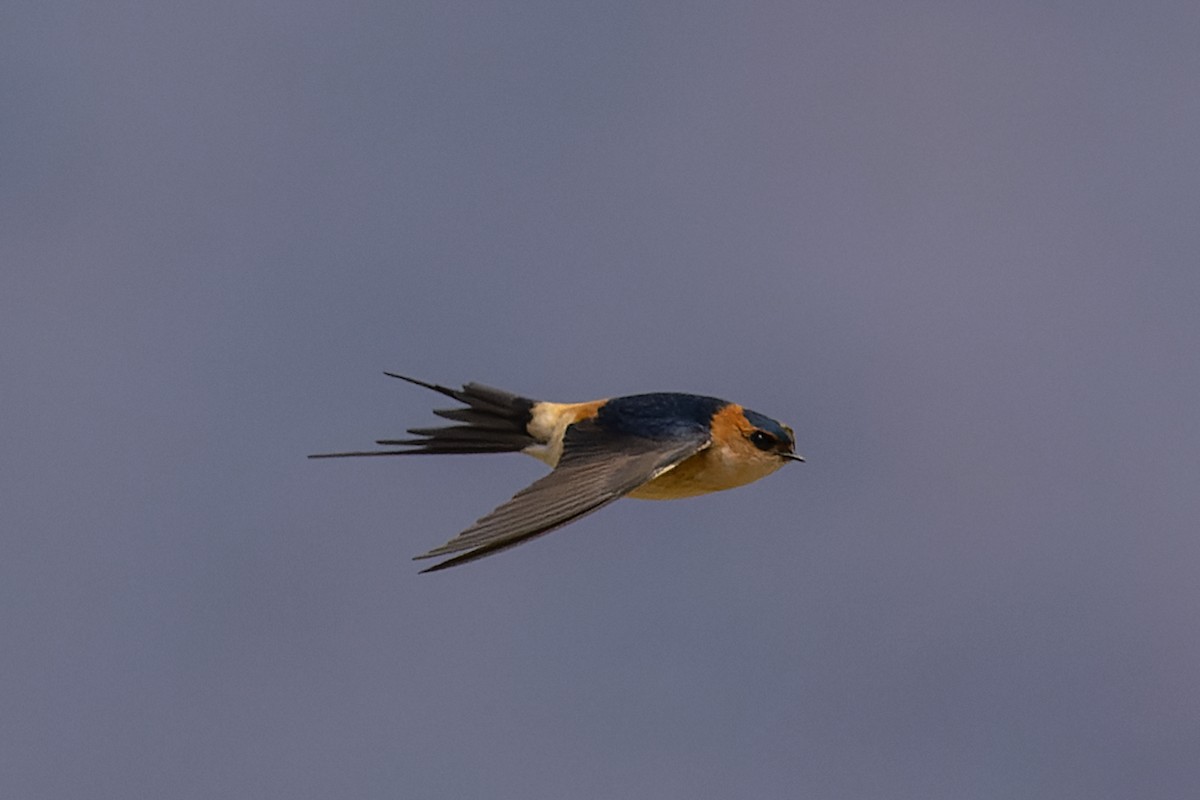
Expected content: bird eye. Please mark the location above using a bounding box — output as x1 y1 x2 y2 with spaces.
749 430 776 451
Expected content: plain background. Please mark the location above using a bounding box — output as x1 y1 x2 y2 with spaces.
4 2 1199 798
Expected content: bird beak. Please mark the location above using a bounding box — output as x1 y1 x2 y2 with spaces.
781 452 805 463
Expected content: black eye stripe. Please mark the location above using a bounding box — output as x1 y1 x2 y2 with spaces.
749 430 775 451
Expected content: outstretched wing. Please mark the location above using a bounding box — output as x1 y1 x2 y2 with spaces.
415 421 711 572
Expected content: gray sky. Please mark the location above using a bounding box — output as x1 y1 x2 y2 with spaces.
4 2 1199 798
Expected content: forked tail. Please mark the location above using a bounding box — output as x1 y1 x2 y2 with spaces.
308 372 538 458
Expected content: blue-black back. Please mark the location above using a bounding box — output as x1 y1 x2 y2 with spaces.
594 393 729 439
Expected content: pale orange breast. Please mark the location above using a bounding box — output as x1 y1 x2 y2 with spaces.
627 445 783 500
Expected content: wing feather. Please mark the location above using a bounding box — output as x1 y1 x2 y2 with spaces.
415 422 709 572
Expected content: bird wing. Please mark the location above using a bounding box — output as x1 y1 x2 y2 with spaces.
414 420 711 572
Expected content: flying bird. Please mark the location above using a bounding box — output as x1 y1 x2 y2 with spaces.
310 373 804 573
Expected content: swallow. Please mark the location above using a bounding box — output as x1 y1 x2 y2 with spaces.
310 373 804 573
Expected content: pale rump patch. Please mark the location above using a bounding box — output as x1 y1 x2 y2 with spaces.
523 399 606 466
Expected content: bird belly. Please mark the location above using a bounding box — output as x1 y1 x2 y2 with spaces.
627 448 780 500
